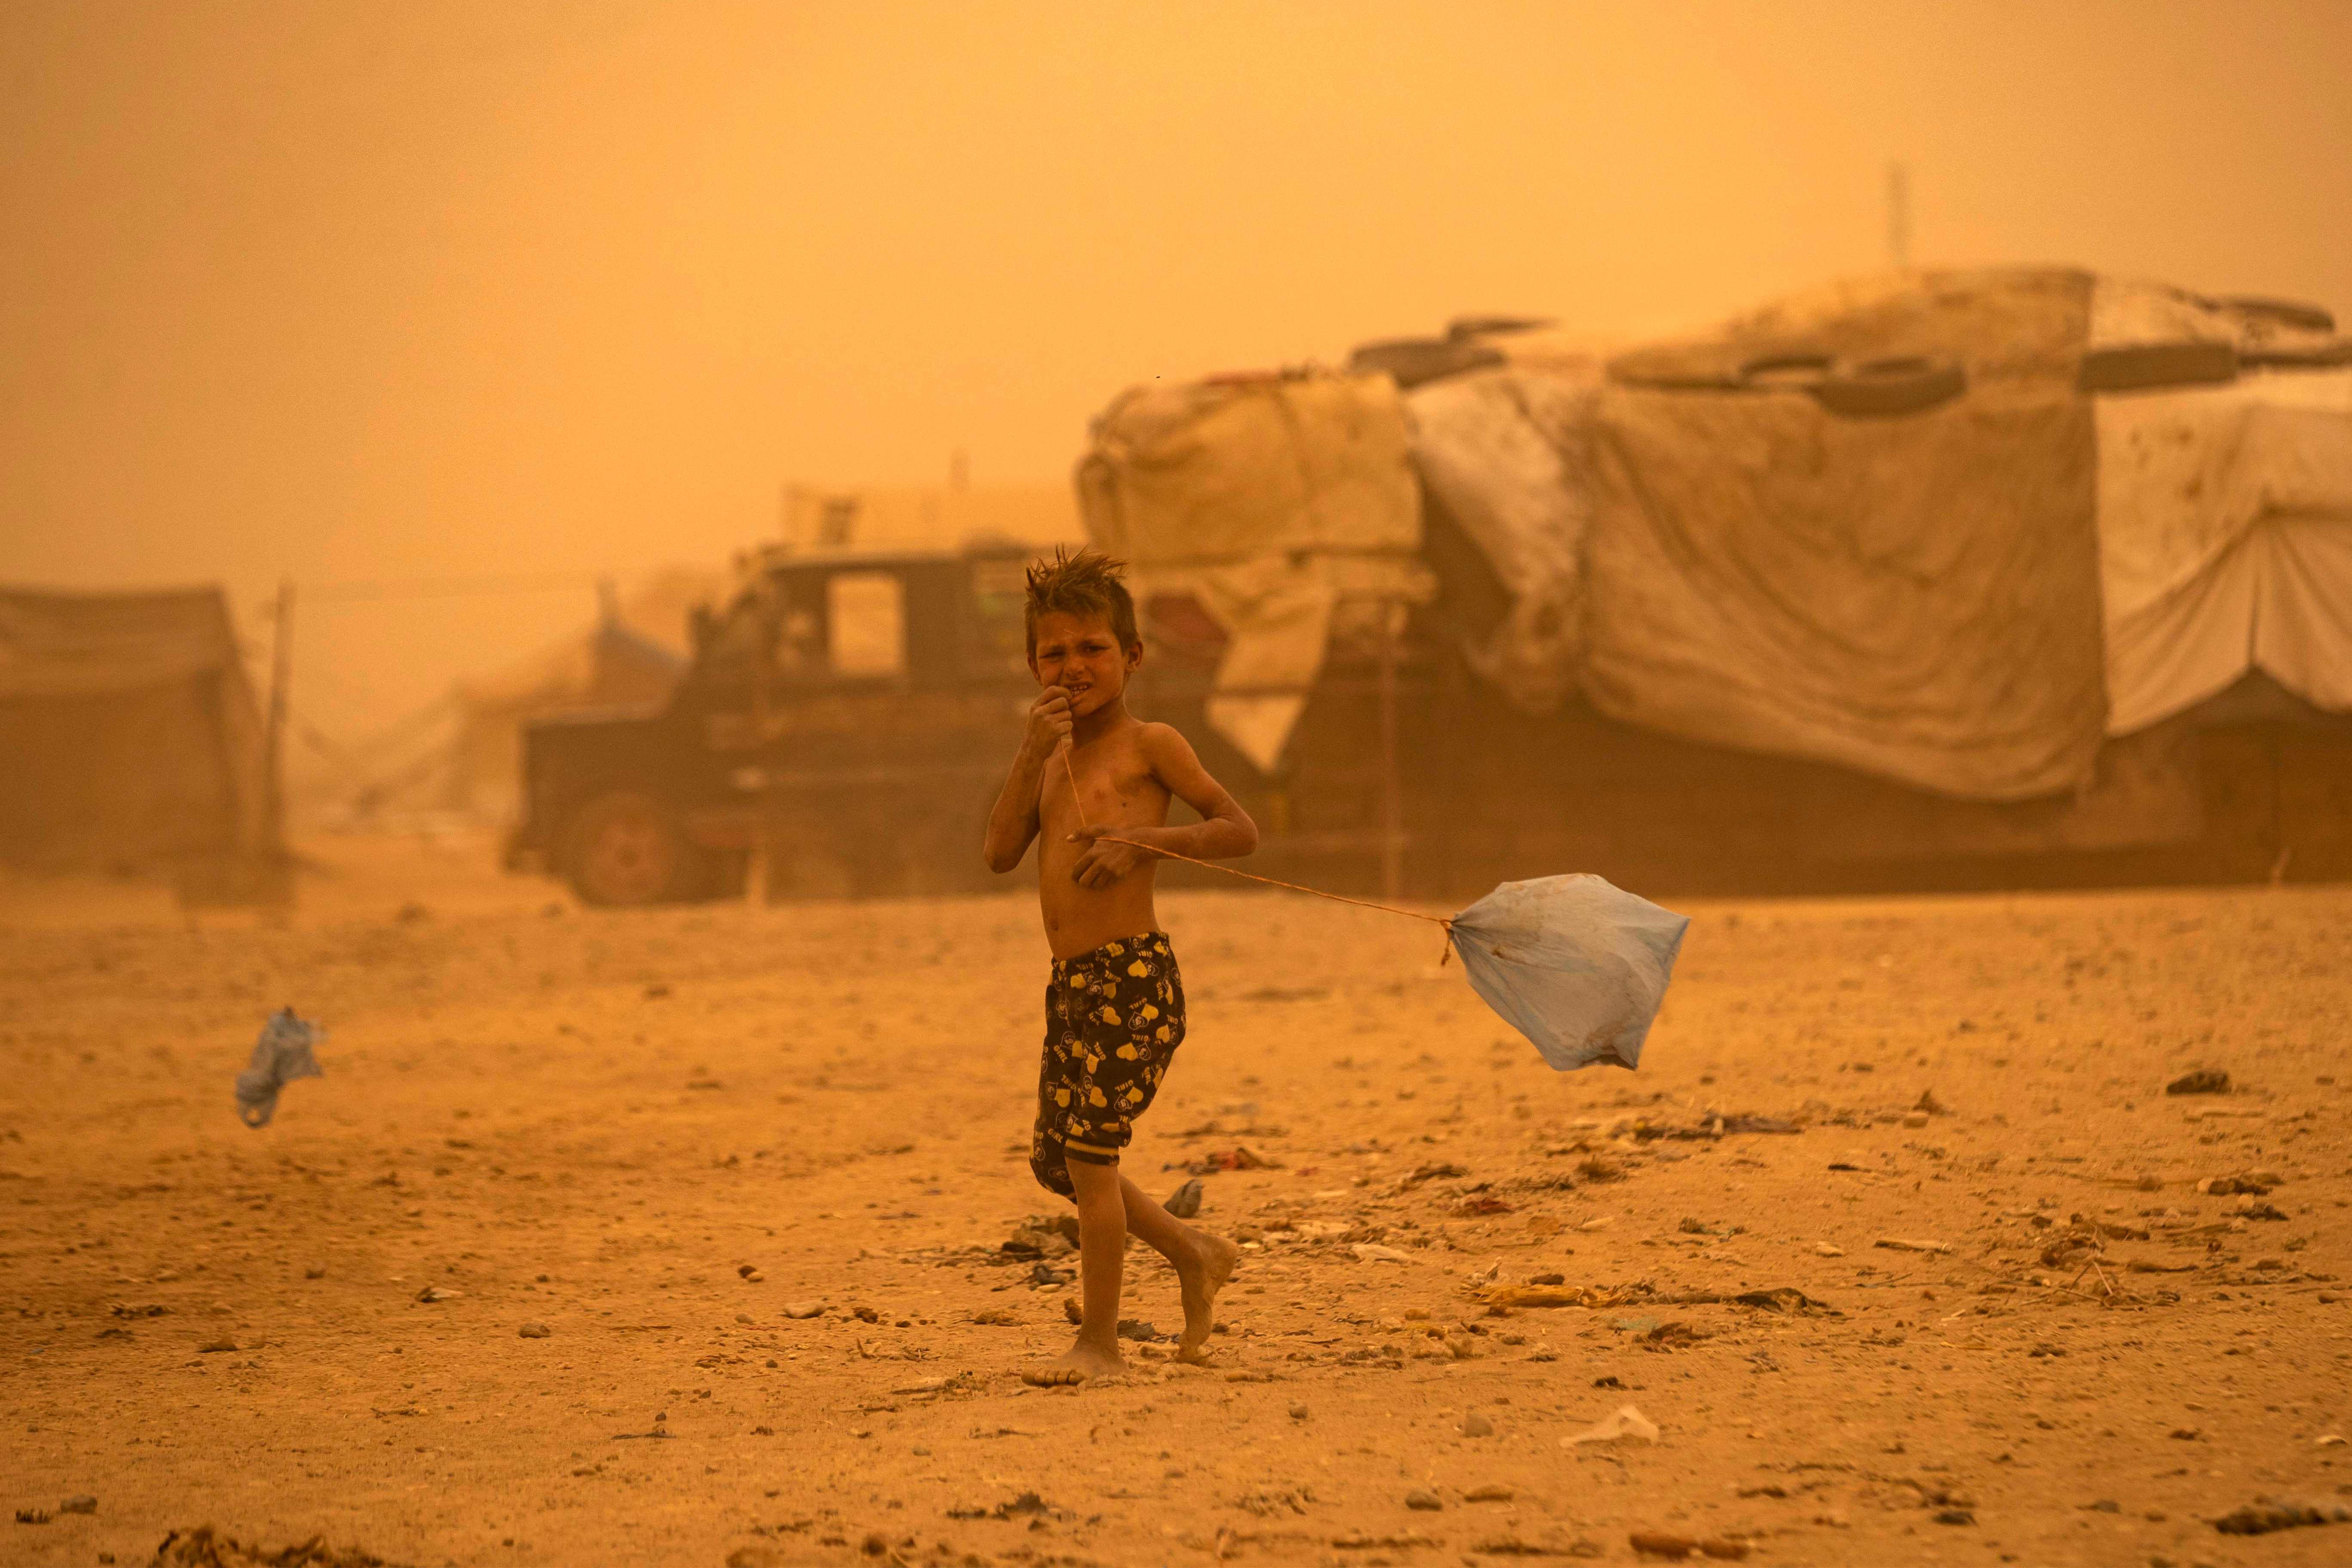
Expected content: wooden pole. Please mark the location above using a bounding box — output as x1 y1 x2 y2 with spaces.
1377 601 1402 903
263 577 294 855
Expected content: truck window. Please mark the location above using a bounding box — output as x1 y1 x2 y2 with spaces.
969 557 1032 674
826 572 906 678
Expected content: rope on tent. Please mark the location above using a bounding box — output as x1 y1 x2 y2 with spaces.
1059 744 1457 962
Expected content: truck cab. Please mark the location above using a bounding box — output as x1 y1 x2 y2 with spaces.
506 543 1037 904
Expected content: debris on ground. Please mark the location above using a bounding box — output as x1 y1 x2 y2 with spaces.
2165 1068 2231 1095
515 1323 550 1338
1182 1146 1281 1173
2214 1498 2352 1535
1628 1530 1749 1559
149 1524 407 1567
1564 1405 1659 1446
1164 1178 1204 1218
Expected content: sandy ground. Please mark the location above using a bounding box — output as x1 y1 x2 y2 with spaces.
3 833 2349 1568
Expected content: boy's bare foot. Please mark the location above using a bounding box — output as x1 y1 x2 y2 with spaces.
1022 1338 1125 1386
1174 1233 1240 1363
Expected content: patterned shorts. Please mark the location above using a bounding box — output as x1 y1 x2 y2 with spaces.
1029 931 1186 1199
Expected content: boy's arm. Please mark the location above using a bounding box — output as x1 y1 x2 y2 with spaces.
982 686 1072 873
1067 723 1258 886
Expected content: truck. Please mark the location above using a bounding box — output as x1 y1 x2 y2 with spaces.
505 543 1041 904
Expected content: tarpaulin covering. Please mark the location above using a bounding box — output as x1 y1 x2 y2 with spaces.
1579 269 2110 801
2097 369 2352 732
1406 366 1598 712
0 585 272 869
1077 372 1420 567
1078 372 1424 770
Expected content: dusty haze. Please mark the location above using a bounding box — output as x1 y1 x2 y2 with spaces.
5 0 2351 729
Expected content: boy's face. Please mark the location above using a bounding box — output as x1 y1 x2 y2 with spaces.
1029 608 1141 716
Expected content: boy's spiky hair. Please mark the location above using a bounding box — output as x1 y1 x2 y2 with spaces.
1024 546 1139 658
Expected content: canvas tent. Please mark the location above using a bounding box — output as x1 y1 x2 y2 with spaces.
2087 281 2352 735
0 585 273 873
325 568 723 824
1397 268 2352 802
1076 372 1432 769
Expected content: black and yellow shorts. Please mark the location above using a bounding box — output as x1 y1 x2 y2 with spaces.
1029 931 1186 1198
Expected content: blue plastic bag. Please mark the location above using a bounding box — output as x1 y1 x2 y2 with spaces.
235 1008 325 1128
1450 874 1688 1071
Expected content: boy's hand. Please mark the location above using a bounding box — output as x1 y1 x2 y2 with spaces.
1066 825 1155 889
1024 686 1074 757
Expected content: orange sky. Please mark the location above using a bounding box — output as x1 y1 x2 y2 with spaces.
4 0 2349 734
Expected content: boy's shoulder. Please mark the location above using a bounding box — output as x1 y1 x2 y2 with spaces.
1130 717 1193 755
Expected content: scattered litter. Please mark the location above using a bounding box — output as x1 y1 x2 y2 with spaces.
1874 1238 1952 1255
1398 1161 1469 1188
1628 1530 1748 1559
2165 1069 2230 1096
2215 1498 2352 1535
234 1008 325 1130
1351 1243 1418 1265
1183 1147 1281 1174
150 1524 405 1566
1564 1405 1658 1446
414 1286 460 1304
2198 1174 2275 1195
1164 1178 1204 1219
947 1491 1055 1522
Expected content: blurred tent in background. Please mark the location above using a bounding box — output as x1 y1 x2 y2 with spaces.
305 567 724 828
1075 266 2352 891
0 585 276 883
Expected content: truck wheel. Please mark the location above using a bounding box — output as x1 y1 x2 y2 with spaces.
564 790 704 906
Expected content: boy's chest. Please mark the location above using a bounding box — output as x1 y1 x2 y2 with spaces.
1046 746 1164 825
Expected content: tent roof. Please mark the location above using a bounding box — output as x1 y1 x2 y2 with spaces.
0 585 247 701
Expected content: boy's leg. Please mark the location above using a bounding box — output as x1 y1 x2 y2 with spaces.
1115 1173 1238 1362
1023 1155 1128 1386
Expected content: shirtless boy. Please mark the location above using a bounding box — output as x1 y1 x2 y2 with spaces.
982 548 1256 1386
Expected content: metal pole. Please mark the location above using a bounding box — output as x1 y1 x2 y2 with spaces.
748 606 772 907
263 577 294 855
1377 602 1402 902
